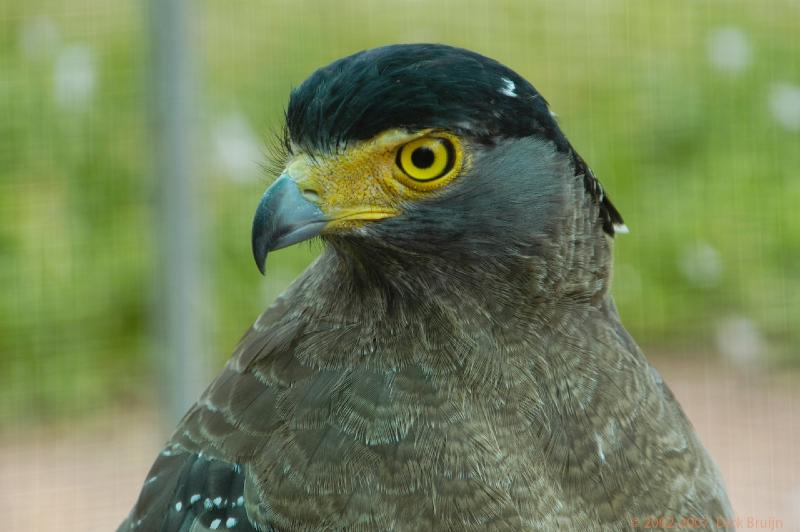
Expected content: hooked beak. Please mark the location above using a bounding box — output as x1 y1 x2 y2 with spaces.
251 174 327 274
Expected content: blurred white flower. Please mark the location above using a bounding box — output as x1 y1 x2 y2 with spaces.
715 316 765 367
769 82 800 131
19 16 60 60
53 45 96 110
707 27 751 74
212 112 264 182
679 242 722 288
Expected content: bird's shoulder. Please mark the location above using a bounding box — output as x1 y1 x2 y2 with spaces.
538 307 734 528
118 287 310 531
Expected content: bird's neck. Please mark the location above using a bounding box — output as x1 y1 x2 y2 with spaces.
319 221 615 312
287 240 618 374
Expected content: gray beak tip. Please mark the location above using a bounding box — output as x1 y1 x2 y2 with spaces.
251 174 326 274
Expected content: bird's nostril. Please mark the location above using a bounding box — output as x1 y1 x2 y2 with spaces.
302 189 320 203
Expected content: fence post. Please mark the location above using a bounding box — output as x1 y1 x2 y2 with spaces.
147 0 208 428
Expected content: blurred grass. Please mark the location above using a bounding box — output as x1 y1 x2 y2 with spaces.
1 0 798 422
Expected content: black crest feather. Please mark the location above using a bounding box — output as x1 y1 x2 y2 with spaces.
286 43 623 235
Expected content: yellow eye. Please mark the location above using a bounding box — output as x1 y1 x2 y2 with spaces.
395 136 460 190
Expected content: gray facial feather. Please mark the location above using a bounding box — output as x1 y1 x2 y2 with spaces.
371 137 578 259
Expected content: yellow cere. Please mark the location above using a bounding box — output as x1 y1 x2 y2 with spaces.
285 129 467 231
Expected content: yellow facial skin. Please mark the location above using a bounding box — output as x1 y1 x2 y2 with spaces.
283 129 466 232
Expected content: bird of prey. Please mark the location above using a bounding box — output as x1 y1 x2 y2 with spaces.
120 44 733 531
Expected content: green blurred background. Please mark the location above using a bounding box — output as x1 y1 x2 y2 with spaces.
1 0 798 426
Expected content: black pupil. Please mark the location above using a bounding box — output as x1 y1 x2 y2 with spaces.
411 146 436 169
